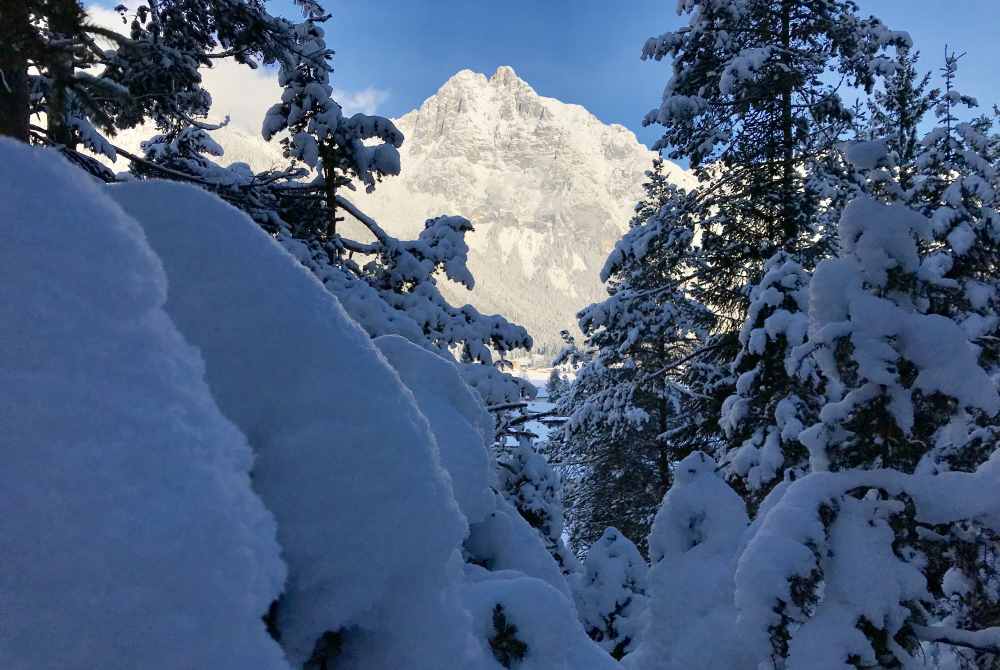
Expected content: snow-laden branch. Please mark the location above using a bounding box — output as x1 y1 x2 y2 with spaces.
644 341 725 381
913 624 1000 654
486 401 530 413
333 194 392 245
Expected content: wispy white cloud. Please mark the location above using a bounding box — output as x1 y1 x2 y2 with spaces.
86 4 389 135
333 87 391 116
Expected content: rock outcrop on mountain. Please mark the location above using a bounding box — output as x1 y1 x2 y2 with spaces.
352 66 694 355
98 66 693 355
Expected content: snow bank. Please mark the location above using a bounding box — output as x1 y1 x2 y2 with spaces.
108 180 480 669
0 141 287 670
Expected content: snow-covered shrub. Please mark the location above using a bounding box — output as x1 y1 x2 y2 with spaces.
0 141 288 670
574 528 648 659
466 494 573 599
626 452 751 670
463 567 620 670
735 462 1000 668
499 438 579 574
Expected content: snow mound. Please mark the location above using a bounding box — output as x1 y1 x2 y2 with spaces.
375 334 497 525
467 495 573 598
464 567 621 670
108 179 479 669
0 141 287 670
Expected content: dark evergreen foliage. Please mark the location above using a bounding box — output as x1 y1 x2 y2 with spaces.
488 604 528 668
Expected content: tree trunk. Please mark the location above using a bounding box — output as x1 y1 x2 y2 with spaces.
655 340 672 494
779 0 796 251
320 145 342 246
47 0 81 150
0 1 31 142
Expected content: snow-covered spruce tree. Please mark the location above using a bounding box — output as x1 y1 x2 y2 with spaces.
902 53 1000 670
803 51 931 232
641 0 909 317
552 165 713 555
738 183 1000 667
865 47 939 199
261 15 403 239
718 251 816 509
638 2 910 518
546 368 568 403
912 51 1000 389
797 190 999 475
573 528 648 661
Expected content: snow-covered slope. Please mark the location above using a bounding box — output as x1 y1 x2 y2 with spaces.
351 67 694 353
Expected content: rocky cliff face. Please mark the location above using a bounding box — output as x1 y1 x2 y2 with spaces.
352 66 694 354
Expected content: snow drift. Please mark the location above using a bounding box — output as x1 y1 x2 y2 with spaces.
0 140 288 670
108 179 479 669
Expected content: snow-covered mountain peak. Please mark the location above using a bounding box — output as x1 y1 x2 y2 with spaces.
352 67 694 354
490 64 521 83
432 65 537 99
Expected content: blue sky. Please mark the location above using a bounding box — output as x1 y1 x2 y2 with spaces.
305 0 1000 148
94 1 1000 148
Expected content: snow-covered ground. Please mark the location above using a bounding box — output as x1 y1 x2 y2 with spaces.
513 368 562 443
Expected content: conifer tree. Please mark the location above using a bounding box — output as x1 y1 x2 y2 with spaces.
718 251 816 508
912 51 1000 383
552 164 712 554
635 3 911 519
261 16 403 239
4 0 296 160
642 0 910 315
797 191 999 472
906 53 1000 669
865 47 939 196
545 368 568 403
733 173 1000 668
